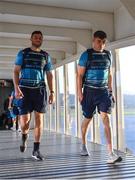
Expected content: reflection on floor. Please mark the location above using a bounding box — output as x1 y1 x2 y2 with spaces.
0 130 134 179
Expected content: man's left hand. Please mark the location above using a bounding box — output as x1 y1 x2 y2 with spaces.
49 93 55 104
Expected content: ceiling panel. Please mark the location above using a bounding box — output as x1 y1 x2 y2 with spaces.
3 0 122 13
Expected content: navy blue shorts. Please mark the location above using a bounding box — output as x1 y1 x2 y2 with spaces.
12 106 19 116
81 87 114 119
18 87 47 115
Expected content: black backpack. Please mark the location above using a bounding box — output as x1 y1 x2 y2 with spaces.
82 48 111 86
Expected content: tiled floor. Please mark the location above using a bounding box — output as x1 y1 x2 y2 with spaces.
0 130 134 179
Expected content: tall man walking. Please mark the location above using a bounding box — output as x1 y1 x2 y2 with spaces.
13 31 54 160
77 30 122 164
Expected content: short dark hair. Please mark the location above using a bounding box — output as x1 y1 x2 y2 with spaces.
31 31 43 38
93 30 107 39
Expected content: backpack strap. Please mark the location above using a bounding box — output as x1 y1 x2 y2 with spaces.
40 50 49 63
86 48 94 70
103 49 112 63
82 48 93 86
21 48 31 69
22 48 31 57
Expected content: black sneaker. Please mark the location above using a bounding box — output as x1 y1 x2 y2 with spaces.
20 134 28 153
32 150 45 161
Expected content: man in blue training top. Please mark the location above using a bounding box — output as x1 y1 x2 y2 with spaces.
8 91 20 131
13 31 54 161
77 30 122 164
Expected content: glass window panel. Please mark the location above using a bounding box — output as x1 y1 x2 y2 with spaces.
50 70 56 131
44 87 50 130
57 66 65 133
67 62 77 136
119 46 135 153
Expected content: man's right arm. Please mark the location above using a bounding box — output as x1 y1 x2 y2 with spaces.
77 51 87 103
77 66 86 103
13 50 24 99
13 65 24 99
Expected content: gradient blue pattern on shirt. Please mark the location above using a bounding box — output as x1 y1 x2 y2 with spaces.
78 50 112 89
15 49 53 87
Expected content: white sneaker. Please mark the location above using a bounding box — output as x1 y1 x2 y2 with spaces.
10 127 16 131
80 144 90 156
17 128 21 132
107 152 122 164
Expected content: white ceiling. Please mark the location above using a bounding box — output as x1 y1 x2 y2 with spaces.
0 32 73 41
0 14 91 29
3 0 122 13
0 0 133 79
0 0 121 66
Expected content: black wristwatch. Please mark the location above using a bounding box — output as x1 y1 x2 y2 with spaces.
109 90 113 94
50 90 54 94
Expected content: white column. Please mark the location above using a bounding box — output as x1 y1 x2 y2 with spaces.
115 49 125 151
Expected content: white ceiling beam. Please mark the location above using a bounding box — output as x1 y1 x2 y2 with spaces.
0 14 91 30
0 22 89 49
0 36 76 55
0 1 109 22
107 35 135 50
0 32 73 41
0 1 112 26
0 1 114 41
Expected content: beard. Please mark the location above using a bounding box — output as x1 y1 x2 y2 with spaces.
32 42 42 48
